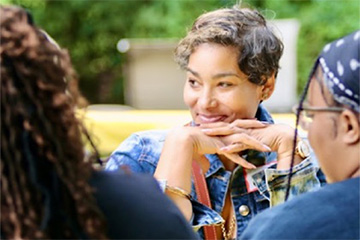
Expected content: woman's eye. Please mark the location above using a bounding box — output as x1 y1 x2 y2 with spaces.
218 82 233 87
188 79 199 87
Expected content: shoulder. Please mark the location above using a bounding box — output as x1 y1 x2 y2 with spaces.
90 170 197 239
134 129 169 141
105 129 169 171
241 178 359 239
116 129 168 153
112 129 169 153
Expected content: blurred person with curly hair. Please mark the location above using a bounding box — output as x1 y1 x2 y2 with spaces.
0 5 197 239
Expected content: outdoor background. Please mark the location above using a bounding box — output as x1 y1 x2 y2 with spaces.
2 0 359 105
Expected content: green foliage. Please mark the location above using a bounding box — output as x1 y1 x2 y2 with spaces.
3 0 359 103
295 0 359 94
127 1 226 38
250 0 359 95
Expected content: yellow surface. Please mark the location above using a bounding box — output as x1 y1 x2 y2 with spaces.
80 105 297 157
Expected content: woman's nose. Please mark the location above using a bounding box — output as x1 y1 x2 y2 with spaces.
198 89 217 109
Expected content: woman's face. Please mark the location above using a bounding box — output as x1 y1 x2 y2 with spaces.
183 43 264 124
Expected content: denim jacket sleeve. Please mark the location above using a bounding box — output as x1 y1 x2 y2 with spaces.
265 152 325 206
105 130 223 233
191 200 223 231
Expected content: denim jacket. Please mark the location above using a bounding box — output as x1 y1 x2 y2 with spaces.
105 105 323 238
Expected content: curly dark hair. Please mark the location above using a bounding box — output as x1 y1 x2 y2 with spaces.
0 6 107 239
174 6 284 85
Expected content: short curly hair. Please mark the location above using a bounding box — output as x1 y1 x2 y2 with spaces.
175 6 284 85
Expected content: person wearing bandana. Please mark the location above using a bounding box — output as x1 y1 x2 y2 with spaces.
240 31 360 239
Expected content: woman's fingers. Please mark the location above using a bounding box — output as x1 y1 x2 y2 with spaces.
223 152 256 169
201 120 269 136
200 119 268 129
219 142 270 154
221 133 271 152
199 121 229 128
231 119 269 129
201 125 240 136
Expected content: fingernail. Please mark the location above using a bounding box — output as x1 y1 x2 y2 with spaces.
220 146 229 151
190 122 200 127
249 164 257 169
263 144 271 151
260 121 271 125
201 129 212 133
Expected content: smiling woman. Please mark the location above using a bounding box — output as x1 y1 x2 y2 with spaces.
105 5 324 240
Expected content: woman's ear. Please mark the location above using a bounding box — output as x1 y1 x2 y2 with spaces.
260 73 276 100
339 109 360 145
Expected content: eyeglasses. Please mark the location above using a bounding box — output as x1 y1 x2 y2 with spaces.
292 103 345 131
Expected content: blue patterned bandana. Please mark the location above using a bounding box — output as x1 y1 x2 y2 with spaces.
315 30 360 112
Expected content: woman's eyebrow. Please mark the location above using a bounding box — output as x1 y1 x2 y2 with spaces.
185 67 200 78
212 72 241 79
185 67 241 80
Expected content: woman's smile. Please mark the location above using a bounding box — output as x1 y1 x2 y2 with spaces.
196 113 228 123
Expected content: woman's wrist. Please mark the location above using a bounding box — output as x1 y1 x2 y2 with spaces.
277 155 304 170
167 127 201 154
155 127 195 190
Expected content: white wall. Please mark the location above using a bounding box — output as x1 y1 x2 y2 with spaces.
262 19 300 112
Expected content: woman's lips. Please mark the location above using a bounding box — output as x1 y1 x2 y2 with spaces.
197 114 227 123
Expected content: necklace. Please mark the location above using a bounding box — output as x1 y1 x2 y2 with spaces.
221 214 236 240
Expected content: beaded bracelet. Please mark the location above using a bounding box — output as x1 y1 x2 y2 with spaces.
165 185 192 200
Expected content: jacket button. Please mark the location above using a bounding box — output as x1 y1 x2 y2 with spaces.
239 205 250 216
